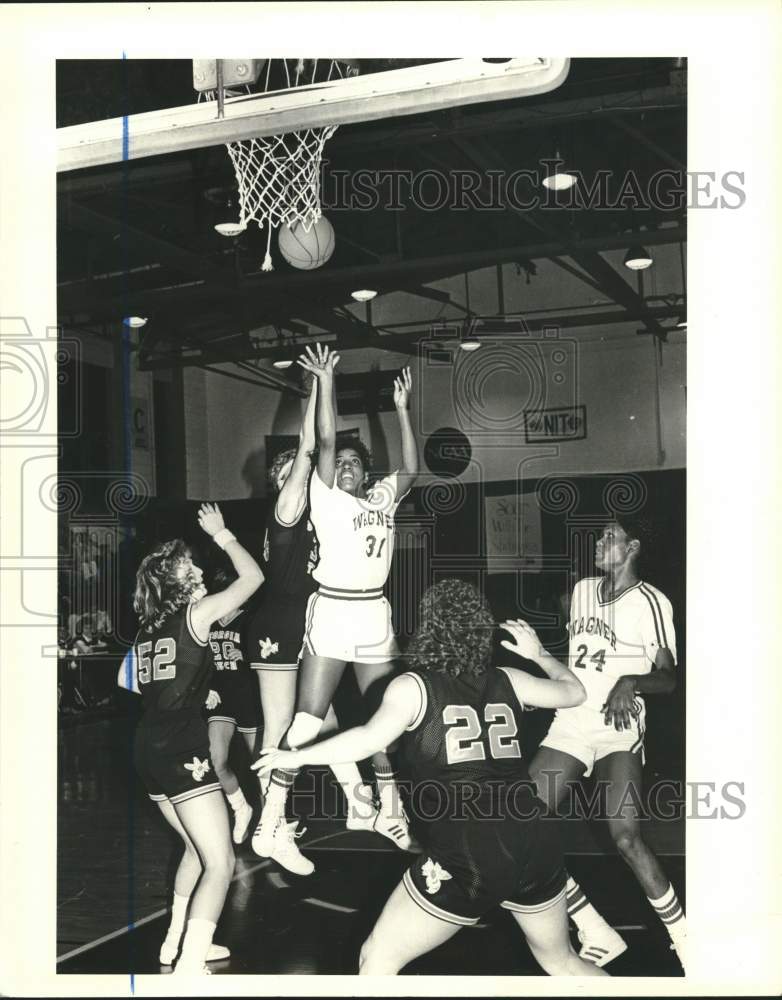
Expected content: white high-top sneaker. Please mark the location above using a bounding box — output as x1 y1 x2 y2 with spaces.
269 820 314 876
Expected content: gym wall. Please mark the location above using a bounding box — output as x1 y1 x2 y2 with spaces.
183 329 685 500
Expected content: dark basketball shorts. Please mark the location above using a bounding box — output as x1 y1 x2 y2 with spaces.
403 818 567 926
206 667 259 732
246 597 308 671
134 715 221 805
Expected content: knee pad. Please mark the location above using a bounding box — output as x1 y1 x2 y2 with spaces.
286 712 324 750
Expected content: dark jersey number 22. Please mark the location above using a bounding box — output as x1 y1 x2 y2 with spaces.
443 703 522 764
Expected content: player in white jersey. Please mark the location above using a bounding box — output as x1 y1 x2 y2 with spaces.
249 373 383 875
254 344 419 865
528 516 687 972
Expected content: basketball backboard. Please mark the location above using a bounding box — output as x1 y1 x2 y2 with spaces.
57 58 570 172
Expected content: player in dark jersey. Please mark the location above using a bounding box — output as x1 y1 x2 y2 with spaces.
247 374 375 874
205 564 260 847
255 580 606 977
119 503 263 974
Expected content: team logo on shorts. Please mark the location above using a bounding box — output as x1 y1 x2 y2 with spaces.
184 757 211 782
421 858 452 895
259 637 279 659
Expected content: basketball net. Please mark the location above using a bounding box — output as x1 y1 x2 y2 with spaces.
203 59 356 271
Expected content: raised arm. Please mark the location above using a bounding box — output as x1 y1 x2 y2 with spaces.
252 673 420 775
298 343 340 489
499 618 586 710
276 375 318 524
392 366 419 502
189 503 264 641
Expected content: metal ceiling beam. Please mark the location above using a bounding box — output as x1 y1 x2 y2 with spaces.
291 304 377 342
609 114 685 172
139 303 683 370
312 85 686 153
548 257 606 294
60 226 686 327
451 134 667 340
200 363 306 397
63 201 236 288
566 248 668 340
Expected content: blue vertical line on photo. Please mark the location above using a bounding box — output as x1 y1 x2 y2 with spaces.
121 49 135 999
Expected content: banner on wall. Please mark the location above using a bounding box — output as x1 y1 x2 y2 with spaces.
485 493 543 573
523 405 586 443
131 396 150 451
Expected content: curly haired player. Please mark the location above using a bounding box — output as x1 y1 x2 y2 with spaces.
255 580 606 977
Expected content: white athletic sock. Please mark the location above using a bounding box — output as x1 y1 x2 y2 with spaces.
374 765 401 818
261 776 289 825
648 884 686 944
257 746 276 795
177 917 216 969
226 787 248 814
331 763 375 821
566 876 611 932
163 891 190 946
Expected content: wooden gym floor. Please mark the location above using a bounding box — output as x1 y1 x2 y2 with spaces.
57 714 684 978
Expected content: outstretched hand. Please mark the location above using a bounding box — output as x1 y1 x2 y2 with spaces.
297 342 340 380
197 502 225 537
251 746 301 776
393 366 413 410
499 618 543 661
205 689 221 711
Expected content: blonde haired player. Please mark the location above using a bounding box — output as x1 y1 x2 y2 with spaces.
529 516 686 972
119 504 263 974
253 344 419 865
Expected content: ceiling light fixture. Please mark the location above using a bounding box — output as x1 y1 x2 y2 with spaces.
623 245 653 270
542 169 577 191
123 316 148 328
351 289 377 302
459 340 481 352
273 359 294 370
542 148 576 191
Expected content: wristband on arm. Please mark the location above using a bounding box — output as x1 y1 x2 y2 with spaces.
213 528 236 550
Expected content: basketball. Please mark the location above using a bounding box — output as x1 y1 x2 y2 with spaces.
278 215 335 270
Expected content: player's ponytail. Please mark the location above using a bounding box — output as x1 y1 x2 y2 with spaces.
133 539 198 631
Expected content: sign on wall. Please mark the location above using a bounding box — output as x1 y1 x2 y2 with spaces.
485 492 542 573
523 404 586 443
131 396 150 451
